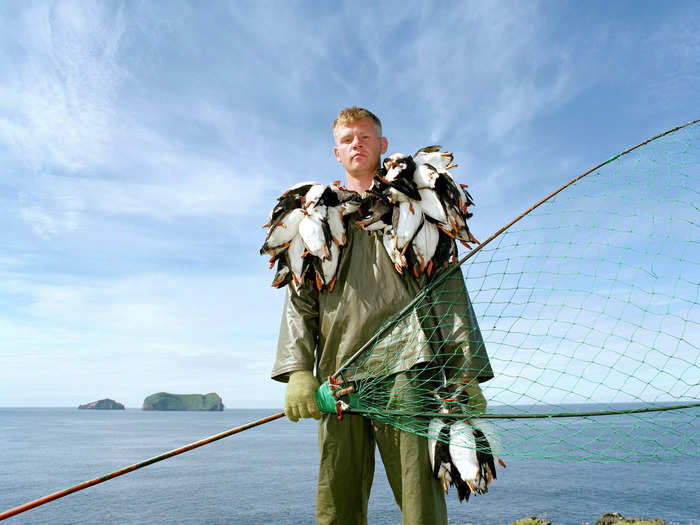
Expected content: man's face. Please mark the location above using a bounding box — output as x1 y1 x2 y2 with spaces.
333 117 388 178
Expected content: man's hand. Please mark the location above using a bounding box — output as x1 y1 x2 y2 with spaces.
449 378 487 415
463 381 487 415
285 370 322 422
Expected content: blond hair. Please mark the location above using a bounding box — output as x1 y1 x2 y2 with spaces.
332 107 382 139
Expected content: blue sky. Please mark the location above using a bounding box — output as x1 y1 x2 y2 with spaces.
1 1 698 408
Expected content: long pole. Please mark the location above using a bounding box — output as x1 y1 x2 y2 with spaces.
0 411 285 521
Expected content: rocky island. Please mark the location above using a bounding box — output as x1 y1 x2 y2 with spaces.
142 392 224 411
78 398 125 410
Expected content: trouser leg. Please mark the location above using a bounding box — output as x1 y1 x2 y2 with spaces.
316 413 375 525
374 420 448 525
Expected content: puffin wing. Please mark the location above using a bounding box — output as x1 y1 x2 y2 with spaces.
303 183 327 208
413 162 439 189
319 242 340 292
281 181 317 198
428 418 453 493
261 207 305 255
287 235 306 287
263 181 317 227
413 145 453 171
330 186 362 215
356 200 391 230
472 426 496 491
471 418 503 484
265 193 300 228
433 229 458 269
387 176 421 202
326 205 346 246
271 255 292 288
417 187 447 224
428 418 446 471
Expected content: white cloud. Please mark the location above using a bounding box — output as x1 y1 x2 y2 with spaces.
18 158 273 227
18 188 82 238
1 2 280 237
0 269 288 407
5 270 280 343
0 1 126 173
1 1 577 239
367 2 577 145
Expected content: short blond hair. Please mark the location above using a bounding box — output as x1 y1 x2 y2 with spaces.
332 106 382 139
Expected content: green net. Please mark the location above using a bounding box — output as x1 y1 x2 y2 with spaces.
325 120 699 462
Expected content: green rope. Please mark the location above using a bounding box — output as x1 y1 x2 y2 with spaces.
343 402 700 420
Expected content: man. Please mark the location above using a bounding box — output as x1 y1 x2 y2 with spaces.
271 107 492 524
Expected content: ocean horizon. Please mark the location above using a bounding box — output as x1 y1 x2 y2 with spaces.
1 406 698 524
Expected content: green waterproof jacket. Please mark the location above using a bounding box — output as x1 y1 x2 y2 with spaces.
272 219 493 385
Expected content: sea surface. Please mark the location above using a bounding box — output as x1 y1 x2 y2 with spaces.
0 407 698 525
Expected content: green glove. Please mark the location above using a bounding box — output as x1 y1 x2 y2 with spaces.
285 370 321 422
463 381 487 415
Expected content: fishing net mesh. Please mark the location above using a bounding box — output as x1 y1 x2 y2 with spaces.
331 121 699 462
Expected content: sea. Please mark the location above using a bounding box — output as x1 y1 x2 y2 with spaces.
0 407 698 525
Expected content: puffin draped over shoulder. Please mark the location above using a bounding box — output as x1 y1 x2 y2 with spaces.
363 145 479 278
260 146 478 291
260 182 361 292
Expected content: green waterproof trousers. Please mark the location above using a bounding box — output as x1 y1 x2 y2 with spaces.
317 413 447 525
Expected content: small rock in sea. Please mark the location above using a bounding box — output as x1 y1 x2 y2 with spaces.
78 398 125 410
595 512 666 525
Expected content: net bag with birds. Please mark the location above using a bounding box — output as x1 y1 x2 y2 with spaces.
317 121 699 456
264 121 700 499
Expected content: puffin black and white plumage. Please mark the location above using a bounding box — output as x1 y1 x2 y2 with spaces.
358 146 478 277
413 145 478 249
382 153 421 202
263 145 477 287
261 182 357 292
427 385 505 503
412 220 440 275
